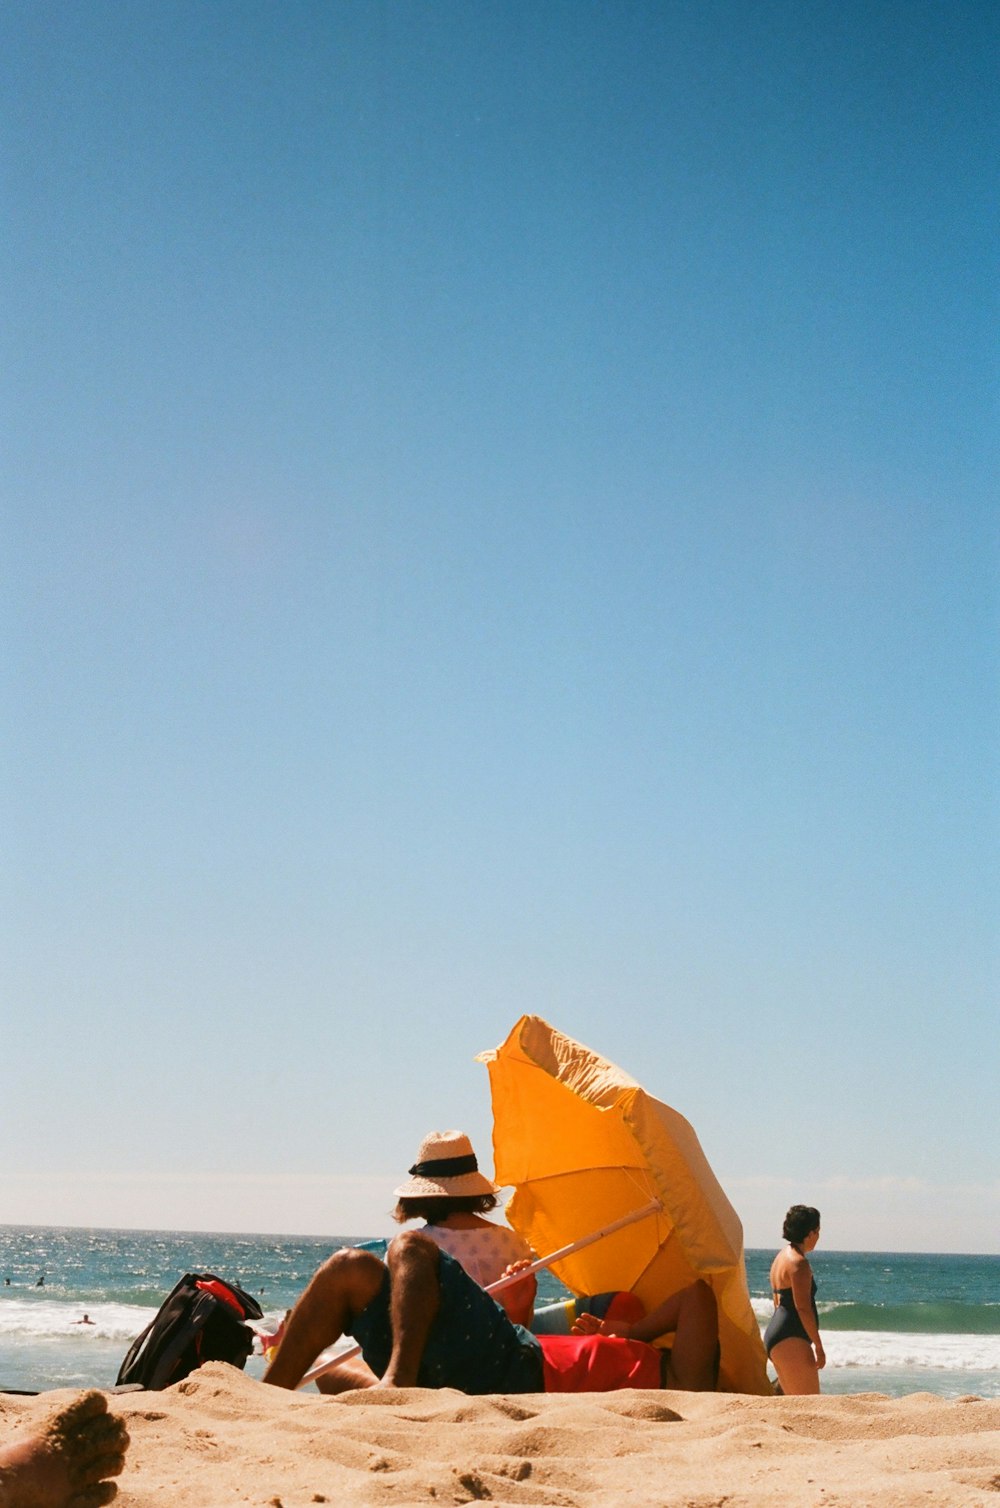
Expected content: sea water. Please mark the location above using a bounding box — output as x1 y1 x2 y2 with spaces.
1 1226 996 1398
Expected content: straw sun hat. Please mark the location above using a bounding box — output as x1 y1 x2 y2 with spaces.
393 1130 498 1199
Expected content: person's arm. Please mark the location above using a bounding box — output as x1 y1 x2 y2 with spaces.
572 1279 719 1372
493 1259 537 1327
790 1259 825 1369
572 1291 678 1342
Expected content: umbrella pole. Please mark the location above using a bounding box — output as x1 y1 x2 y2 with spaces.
484 1196 662 1296
297 1197 663 1388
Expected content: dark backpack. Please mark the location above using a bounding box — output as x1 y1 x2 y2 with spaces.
116 1272 263 1390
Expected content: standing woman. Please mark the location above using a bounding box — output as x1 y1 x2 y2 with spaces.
764 1205 825 1395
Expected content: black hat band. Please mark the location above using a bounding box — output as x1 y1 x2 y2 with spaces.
408 1154 480 1179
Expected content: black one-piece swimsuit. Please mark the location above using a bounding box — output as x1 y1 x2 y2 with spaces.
763 1275 817 1355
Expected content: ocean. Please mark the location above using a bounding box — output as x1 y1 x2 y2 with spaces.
1 1226 997 1398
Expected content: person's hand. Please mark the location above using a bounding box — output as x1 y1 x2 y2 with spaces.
814 1341 826 1370
571 1311 602 1335
571 1311 631 1338
500 1259 537 1296
502 1259 535 1279
495 1260 536 1326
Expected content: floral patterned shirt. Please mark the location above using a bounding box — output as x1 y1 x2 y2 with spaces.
420 1222 533 1289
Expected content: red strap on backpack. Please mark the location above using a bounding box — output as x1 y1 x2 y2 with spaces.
194 1279 246 1317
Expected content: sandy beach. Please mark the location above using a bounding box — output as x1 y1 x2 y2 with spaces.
4 1363 999 1507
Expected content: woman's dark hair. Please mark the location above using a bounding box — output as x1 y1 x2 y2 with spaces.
392 1193 498 1225
783 1205 821 1244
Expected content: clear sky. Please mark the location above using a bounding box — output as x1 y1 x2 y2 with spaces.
2 1 997 1254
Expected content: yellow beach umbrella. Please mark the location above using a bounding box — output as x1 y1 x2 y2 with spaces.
479 1014 770 1396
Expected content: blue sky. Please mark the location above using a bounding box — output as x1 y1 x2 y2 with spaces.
2 1 997 1253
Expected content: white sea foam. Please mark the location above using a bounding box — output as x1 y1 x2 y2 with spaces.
0 1300 155 1342
5 1301 998 1373
823 1330 1000 1372
751 1298 1000 1370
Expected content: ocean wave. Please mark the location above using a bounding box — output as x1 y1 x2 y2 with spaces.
751 1295 1000 1335
0 1297 290 1344
0 1300 156 1342
5 1301 998 1375
823 1330 1000 1371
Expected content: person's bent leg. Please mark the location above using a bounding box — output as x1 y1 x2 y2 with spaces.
769 1337 820 1396
663 1280 718 1391
315 1355 380 1394
264 1247 386 1390
0 1391 129 1508
375 1230 442 1389
629 1280 719 1392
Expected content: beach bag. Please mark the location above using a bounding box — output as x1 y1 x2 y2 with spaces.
116 1272 263 1390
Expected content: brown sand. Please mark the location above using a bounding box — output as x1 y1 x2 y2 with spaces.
3 1364 998 1507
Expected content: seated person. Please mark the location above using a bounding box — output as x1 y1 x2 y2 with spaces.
263 1229 718 1397
315 1130 535 1393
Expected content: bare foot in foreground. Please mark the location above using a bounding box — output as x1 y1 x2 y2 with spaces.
0 1390 129 1508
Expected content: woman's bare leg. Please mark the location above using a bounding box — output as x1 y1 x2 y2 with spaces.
769 1337 820 1395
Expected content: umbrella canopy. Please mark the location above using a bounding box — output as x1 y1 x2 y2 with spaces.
479 1014 770 1395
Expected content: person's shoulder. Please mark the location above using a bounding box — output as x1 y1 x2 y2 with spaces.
500 1225 533 1255
771 1246 805 1282
420 1224 451 1248
473 1221 530 1251
477 1222 517 1243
